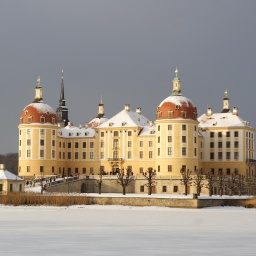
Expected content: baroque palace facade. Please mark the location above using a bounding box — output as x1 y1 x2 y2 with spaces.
18 70 255 184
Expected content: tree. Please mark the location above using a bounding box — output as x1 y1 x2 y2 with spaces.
206 171 215 197
95 168 104 194
0 153 18 174
117 168 134 195
142 167 156 195
180 168 192 196
216 170 225 196
235 174 245 196
193 168 204 196
226 174 236 196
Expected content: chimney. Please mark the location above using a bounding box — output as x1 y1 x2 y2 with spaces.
0 164 5 170
125 104 130 111
136 107 141 114
232 107 238 115
207 108 213 116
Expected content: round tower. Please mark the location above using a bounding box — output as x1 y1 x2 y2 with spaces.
18 77 58 178
155 69 199 176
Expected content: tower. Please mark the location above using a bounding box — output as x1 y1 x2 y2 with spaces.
222 90 230 113
56 70 69 127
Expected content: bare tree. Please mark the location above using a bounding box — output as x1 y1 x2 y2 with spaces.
142 167 156 195
235 174 245 196
95 168 104 194
180 168 192 196
193 168 204 196
206 171 215 197
216 171 225 196
117 168 134 195
226 174 236 196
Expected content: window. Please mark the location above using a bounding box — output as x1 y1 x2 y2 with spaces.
234 168 239 175
149 141 153 147
82 168 86 174
226 152 230 160
75 142 79 148
75 168 79 174
175 105 180 110
168 111 173 118
90 167 94 175
52 140 55 147
173 186 178 192
226 168 230 175
226 131 230 137
90 152 94 159
40 150 44 157
82 152 86 159
128 131 132 136
218 132 222 137
182 136 186 143
158 148 160 156
113 151 118 159
234 131 239 137
68 142 71 148
210 142 214 148
128 141 132 147
10 184 13 192
40 116 45 123
218 169 222 175
149 151 153 159
62 152 65 159
139 151 143 159
0 184 2 192
27 150 31 157
40 166 44 173
194 148 197 156
59 152 61 159
210 152 214 160
194 137 197 143
90 142 94 148
52 130 55 135
210 132 214 138
168 136 172 143
194 125 197 132
40 129 45 135
128 151 132 159
167 147 172 156
140 186 144 192
234 141 239 148
168 125 172 130
158 125 160 131
52 166 54 173
40 140 44 146
100 141 104 148
182 125 186 131
27 139 31 146
218 152 222 160
139 167 143 173
181 111 186 118
68 152 71 159
234 152 239 160
210 168 215 175
101 132 104 137
162 186 167 192
75 152 79 159
52 150 55 158
182 147 186 156
27 166 30 172
28 116 33 123
168 165 172 172
139 141 143 147
158 165 160 172
113 139 118 148
100 152 104 159
114 131 119 137
158 137 160 143
218 142 222 148
226 141 230 148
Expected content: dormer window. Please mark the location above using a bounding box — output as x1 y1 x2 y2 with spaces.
40 116 45 124
175 105 180 110
20 118 23 124
46 111 50 115
181 111 186 118
168 111 173 118
28 116 33 124
24 110 28 115
52 117 55 124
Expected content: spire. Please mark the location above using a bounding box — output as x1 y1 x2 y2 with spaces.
171 67 182 96
97 95 105 118
56 69 69 127
33 75 43 102
221 89 230 113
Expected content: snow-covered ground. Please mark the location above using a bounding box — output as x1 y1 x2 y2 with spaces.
0 204 256 255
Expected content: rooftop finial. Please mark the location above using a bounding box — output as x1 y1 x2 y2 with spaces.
224 89 228 98
175 67 178 78
37 76 41 87
61 69 64 80
100 94 103 104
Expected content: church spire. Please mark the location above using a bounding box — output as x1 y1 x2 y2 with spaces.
221 89 230 113
97 95 105 118
171 68 182 96
56 69 69 127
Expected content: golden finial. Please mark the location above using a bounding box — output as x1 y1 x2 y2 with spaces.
224 89 228 97
37 76 41 87
175 67 178 78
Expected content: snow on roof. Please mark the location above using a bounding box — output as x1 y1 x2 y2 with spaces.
97 108 151 129
25 103 55 114
0 170 24 181
159 95 195 107
89 117 109 127
198 112 253 129
58 125 96 138
139 125 156 136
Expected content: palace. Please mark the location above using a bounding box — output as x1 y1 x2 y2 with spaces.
18 69 255 183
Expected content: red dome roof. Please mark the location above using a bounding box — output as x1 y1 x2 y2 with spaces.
156 95 197 120
20 102 57 125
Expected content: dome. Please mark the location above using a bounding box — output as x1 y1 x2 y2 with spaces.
156 69 197 121
20 102 57 125
156 95 197 120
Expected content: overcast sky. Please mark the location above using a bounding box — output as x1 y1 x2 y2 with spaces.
0 0 256 154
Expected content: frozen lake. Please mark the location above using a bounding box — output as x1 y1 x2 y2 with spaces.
0 205 255 255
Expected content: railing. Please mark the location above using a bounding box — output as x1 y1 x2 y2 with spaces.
107 158 123 161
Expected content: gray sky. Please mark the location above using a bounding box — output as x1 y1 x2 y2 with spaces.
0 0 256 154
